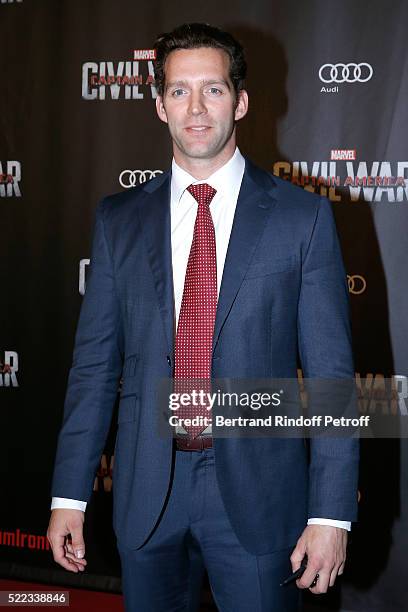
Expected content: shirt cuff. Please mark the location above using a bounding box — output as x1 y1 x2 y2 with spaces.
51 497 87 512
307 518 351 531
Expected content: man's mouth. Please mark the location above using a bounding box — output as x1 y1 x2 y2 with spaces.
185 126 211 132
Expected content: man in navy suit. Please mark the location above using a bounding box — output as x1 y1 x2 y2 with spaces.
48 23 359 611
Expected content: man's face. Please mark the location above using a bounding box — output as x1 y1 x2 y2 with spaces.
156 47 248 165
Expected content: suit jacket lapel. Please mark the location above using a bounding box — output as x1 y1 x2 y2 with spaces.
212 158 277 353
138 171 175 358
137 158 277 360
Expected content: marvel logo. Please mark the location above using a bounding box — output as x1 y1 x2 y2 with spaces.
330 149 356 160
133 49 156 60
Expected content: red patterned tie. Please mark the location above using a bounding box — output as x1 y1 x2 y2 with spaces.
174 183 217 439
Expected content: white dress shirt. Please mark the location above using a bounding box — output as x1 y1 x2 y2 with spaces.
51 147 351 530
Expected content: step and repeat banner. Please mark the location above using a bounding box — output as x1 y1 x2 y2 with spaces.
1 1 407 610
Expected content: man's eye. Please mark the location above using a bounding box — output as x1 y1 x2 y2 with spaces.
172 89 186 97
208 87 222 95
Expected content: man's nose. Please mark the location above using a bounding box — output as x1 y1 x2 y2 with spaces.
188 91 207 115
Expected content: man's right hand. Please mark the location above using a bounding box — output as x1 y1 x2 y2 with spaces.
47 509 87 573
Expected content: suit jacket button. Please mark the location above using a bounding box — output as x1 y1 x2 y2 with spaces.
167 355 172 366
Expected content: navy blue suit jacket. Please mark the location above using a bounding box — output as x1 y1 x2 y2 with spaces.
51 157 359 554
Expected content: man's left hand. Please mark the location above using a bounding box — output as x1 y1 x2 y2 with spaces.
290 525 348 594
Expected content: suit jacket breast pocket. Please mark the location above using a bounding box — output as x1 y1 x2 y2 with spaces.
245 255 297 279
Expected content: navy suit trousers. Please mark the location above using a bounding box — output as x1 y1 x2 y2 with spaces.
118 445 302 612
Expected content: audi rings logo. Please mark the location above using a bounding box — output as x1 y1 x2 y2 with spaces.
347 275 366 295
119 169 163 189
319 63 373 84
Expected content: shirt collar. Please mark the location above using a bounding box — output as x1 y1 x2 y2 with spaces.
171 147 245 203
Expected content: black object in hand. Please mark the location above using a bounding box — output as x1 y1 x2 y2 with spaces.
280 556 319 587
280 558 307 587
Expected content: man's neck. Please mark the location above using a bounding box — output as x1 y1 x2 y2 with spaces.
173 144 237 180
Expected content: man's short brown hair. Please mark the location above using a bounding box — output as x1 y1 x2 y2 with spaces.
153 22 247 98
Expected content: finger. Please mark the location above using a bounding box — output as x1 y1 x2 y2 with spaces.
338 561 345 576
70 523 85 560
290 545 306 572
295 551 321 589
49 534 81 573
65 541 86 559
64 553 87 570
297 563 320 590
329 565 341 587
53 550 80 573
50 533 70 565
60 560 80 573
309 569 330 594
64 548 87 566
61 542 86 571
65 546 87 565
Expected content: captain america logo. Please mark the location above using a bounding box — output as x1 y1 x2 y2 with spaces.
0 161 22 197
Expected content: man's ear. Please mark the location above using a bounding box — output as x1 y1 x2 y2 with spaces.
234 89 249 122
156 95 168 124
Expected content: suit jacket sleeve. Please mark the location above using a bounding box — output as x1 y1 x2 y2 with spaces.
50 198 123 502
297 196 359 522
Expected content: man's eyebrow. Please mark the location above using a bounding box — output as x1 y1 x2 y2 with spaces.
165 80 189 89
165 79 231 90
204 79 231 90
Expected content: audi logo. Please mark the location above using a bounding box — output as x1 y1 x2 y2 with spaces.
347 275 366 295
119 169 163 189
319 63 373 84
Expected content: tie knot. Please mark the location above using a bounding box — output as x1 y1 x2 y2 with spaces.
187 183 216 207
